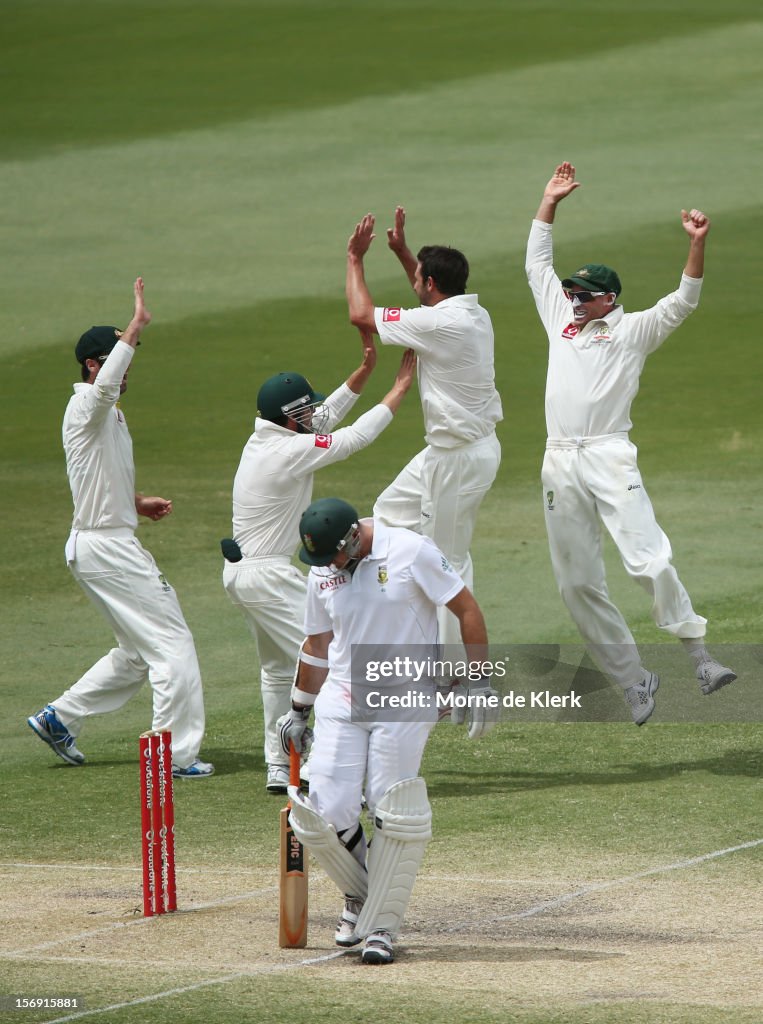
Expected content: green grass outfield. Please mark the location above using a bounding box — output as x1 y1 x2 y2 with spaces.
1 2 761 1022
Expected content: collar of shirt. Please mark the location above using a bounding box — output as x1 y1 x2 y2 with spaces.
366 517 391 562
254 416 294 438
585 304 624 329
432 293 479 310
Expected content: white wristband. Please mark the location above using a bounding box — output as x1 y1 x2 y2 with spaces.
300 651 329 669
290 684 317 707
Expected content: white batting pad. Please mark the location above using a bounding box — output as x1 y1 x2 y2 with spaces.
354 776 432 940
288 787 368 901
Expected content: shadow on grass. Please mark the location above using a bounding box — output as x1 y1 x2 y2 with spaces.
426 746 762 797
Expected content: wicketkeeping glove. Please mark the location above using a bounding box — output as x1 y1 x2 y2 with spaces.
276 707 314 758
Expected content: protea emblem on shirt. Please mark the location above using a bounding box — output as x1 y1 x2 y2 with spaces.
546 490 555 510
377 566 388 585
303 533 316 553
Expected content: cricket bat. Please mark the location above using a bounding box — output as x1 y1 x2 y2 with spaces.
278 742 308 948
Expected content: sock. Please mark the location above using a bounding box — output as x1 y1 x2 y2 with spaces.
681 638 709 666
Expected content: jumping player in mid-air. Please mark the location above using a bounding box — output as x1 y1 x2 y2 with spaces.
345 209 503 649
525 161 736 726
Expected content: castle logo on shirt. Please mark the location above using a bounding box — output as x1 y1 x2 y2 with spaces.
314 434 333 449
320 573 348 591
383 308 402 322
561 323 579 340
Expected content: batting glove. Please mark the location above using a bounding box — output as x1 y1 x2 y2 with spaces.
276 707 314 758
449 680 500 739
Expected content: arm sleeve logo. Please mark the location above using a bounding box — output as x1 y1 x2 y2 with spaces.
314 434 333 448
383 308 402 322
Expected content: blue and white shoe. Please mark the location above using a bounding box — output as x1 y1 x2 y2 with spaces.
172 758 215 779
27 705 85 765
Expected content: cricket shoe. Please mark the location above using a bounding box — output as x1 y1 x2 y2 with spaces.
361 929 394 965
335 896 364 947
266 764 290 794
172 758 215 779
624 672 660 726
27 705 85 765
696 659 737 695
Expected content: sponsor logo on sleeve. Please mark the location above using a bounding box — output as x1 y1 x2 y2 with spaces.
561 323 579 340
314 434 333 449
383 308 402 322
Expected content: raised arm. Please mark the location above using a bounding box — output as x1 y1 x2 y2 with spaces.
346 214 378 333
345 329 378 395
681 208 710 279
386 205 417 288
535 161 581 224
121 277 152 348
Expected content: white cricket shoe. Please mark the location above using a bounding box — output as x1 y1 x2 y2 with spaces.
624 672 659 726
696 659 737 695
335 897 364 947
172 758 215 779
265 764 290 793
361 929 394 965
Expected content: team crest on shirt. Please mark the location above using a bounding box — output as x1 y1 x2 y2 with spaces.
314 434 333 448
303 533 316 553
546 490 555 511
383 308 402 322
561 323 579 340
377 566 388 590
591 330 612 344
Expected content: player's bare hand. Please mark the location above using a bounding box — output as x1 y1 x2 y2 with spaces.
136 495 173 520
348 214 376 258
132 276 152 329
543 161 580 203
394 348 417 392
358 328 377 371
386 206 407 254
681 208 710 240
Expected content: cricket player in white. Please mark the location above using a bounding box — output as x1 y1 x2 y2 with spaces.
526 162 736 725
277 497 497 964
346 210 503 647
27 279 213 777
222 340 416 792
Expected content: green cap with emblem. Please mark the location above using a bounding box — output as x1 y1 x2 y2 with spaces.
299 497 359 566
561 263 621 297
75 326 122 364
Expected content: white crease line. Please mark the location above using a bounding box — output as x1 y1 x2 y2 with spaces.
2 889 277 956
40 952 348 1024
444 837 763 932
20 835 763 1024
0 862 255 876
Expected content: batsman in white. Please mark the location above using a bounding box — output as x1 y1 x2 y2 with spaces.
277 497 497 965
526 162 736 725
27 278 214 777
346 210 503 648
222 336 416 793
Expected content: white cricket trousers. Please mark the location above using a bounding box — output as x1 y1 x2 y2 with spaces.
223 556 306 769
542 435 706 687
307 678 435 834
374 432 501 645
54 529 206 768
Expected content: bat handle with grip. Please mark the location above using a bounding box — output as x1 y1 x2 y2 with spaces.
289 740 301 790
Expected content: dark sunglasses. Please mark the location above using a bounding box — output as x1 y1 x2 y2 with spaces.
563 288 607 303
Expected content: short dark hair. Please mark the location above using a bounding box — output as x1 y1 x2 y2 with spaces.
417 245 469 296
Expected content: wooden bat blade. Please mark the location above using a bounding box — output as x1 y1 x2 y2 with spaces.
278 803 308 948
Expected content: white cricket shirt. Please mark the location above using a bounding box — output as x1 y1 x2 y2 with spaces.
374 295 502 448
63 340 138 531
304 520 464 683
526 220 702 440
231 385 393 558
